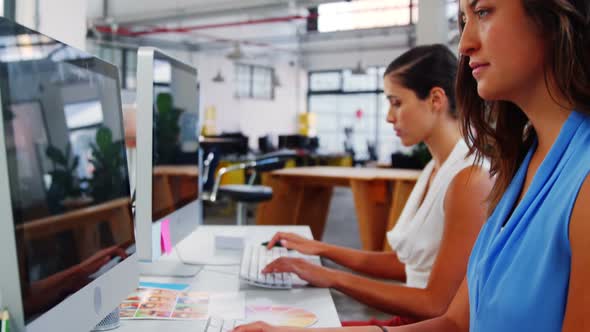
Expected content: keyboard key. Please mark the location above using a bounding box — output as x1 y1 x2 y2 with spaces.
239 244 295 289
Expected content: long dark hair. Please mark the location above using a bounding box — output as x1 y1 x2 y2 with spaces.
384 44 458 117
456 0 590 212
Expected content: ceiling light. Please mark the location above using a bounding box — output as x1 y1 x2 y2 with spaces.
226 43 244 60
351 60 367 75
212 70 225 83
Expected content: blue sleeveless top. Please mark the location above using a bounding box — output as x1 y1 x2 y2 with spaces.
467 111 590 331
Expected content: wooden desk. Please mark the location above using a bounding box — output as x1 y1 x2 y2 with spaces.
255 167 421 251
153 165 199 177
153 165 199 216
17 197 134 260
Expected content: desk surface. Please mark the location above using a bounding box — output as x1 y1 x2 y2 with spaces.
271 166 421 181
117 226 341 331
153 165 199 177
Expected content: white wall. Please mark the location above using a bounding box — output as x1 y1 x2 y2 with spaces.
416 0 448 45
302 28 411 71
16 0 87 50
304 48 406 71
195 53 306 148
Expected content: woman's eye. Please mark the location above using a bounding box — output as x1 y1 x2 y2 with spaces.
475 9 490 19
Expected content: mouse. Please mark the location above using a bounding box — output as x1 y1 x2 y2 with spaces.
261 241 292 250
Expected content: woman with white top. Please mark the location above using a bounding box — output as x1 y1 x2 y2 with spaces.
257 44 494 325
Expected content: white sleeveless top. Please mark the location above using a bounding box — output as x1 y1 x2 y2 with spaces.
386 140 488 289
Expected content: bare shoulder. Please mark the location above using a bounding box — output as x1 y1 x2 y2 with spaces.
562 175 590 330
445 165 494 208
570 174 590 241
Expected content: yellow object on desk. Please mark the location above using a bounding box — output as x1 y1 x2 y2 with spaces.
298 112 316 136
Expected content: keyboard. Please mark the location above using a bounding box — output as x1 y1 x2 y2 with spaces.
239 244 293 289
205 317 244 332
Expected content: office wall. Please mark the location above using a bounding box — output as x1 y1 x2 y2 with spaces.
16 0 87 50
305 48 405 71
194 53 306 149
416 0 448 46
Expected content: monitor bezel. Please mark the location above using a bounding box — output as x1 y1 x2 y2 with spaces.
0 18 138 332
135 47 201 263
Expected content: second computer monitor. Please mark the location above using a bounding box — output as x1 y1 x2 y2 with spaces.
135 47 201 262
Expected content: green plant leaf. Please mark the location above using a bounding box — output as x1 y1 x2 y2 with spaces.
3 109 15 121
70 155 79 171
46 146 67 166
96 127 113 150
156 93 173 115
65 143 72 165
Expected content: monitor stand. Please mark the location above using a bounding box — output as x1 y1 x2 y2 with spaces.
139 260 203 277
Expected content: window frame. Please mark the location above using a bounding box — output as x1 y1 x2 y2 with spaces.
307 66 390 160
235 63 275 100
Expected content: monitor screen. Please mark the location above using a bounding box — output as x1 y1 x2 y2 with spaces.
150 55 199 222
0 20 134 324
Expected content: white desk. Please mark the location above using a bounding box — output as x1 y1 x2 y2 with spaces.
117 226 341 331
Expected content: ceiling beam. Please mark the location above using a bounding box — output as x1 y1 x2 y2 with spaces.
98 0 342 26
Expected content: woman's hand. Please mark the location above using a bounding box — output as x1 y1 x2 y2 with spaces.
234 321 295 332
262 257 337 288
266 232 326 256
77 245 128 277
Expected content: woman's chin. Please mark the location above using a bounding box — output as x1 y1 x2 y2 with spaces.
476 81 502 101
400 137 417 147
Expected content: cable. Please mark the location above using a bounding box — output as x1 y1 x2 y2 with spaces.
202 267 240 277
175 247 241 267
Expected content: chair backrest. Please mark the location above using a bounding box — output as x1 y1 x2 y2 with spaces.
258 135 275 154
367 141 378 161
202 149 220 192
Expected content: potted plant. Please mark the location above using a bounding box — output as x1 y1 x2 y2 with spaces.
390 142 432 169
86 126 127 203
154 92 184 165
46 143 91 210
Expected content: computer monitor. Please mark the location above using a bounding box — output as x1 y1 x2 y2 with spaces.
135 47 202 276
0 18 137 331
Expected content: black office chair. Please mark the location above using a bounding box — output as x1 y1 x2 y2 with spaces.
202 150 297 225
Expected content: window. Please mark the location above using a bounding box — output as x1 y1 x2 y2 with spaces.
64 100 104 129
63 100 104 182
235 63 275 100
308 67 405 163
153 59 172 84
342 67 379 91
252 66 273 99
309 71 341 91
124 49 137 89
316 0 414 33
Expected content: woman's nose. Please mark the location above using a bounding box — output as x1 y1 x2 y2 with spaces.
386 108 396 124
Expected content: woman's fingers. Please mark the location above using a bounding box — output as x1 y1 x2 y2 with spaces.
262 257 296 274
233 321 275 332
266 233 284 249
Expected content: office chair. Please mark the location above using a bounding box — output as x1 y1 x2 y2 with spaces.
202 150 297 225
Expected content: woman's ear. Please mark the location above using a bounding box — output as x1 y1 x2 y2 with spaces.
429 87 447 115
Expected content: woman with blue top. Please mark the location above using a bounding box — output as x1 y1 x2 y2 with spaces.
233 0 590 331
